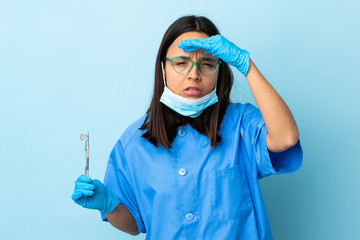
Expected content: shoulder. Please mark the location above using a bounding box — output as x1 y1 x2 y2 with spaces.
223 102 261 124
226 102 259 113
116 114 148 151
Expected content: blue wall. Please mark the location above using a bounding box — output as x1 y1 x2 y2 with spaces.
1 0 359 239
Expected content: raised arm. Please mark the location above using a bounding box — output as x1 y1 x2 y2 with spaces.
246 58 299 152
179 35 300 152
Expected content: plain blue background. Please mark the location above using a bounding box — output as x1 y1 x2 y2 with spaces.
1 0 359 239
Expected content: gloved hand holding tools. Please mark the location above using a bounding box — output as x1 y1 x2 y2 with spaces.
71 175 118 214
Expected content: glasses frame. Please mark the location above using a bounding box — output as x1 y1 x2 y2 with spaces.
164 56 222 76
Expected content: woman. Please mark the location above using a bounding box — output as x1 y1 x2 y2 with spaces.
72 15 303 239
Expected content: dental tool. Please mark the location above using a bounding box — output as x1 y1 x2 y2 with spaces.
80 133 89 176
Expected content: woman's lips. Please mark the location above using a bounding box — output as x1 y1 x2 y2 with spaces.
184 87 202 96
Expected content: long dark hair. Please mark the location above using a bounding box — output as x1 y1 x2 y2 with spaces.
140 15 234 148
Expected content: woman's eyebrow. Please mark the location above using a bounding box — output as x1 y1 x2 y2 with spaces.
177 55 218 60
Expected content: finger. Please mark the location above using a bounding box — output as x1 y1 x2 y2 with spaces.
75 189 94 197
178 38 210 52
76 175 92 183
91 179 104 189
71 191 83 201
75 181 95 191
180 45 202 53
82 190 94 197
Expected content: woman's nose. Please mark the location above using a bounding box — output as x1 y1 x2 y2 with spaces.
187 65 201 81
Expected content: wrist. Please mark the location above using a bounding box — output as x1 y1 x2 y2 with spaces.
100 190 119 214
236 49 250 76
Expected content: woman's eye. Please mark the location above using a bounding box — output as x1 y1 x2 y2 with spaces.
175 62 186 65
201 62 216 68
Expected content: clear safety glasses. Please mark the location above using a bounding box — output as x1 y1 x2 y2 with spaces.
164 56 222 76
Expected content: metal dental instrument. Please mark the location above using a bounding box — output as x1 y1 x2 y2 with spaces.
80 133 89 176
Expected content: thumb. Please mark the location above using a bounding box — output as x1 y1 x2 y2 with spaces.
92 179 105 190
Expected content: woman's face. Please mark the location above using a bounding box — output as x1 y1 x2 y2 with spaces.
164 31 219 99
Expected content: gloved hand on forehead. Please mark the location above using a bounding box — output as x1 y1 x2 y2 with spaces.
178 34 250 76
71 175 118 214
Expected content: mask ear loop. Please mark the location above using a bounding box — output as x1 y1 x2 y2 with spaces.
161 61 167 87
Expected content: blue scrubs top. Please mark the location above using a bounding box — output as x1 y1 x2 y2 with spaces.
101 103 303 239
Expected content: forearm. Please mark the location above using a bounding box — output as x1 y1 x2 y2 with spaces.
245 58 299 152
105 203 140 236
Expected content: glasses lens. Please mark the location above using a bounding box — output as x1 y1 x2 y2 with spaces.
172 58 192 74
199 59 218 75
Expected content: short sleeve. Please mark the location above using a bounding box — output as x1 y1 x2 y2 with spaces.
100 141 146 233
241 103 303 179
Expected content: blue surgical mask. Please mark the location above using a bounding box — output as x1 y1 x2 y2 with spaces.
159 62 218 118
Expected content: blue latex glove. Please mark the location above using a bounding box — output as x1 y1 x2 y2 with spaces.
71 175 118 214
178 34 250 76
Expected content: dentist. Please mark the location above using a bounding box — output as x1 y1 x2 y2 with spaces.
72 15 303 240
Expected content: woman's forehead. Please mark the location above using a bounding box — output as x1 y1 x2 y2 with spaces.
167 32 213 58
174 31 210 42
